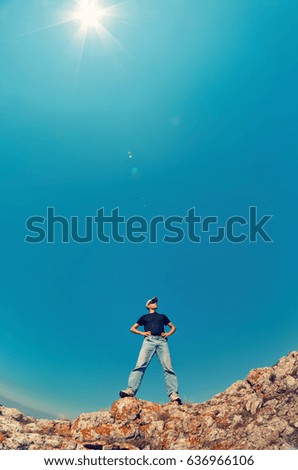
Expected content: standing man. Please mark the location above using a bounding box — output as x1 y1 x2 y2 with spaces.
119 296 182 404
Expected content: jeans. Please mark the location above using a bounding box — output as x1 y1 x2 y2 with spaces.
127 335 179 397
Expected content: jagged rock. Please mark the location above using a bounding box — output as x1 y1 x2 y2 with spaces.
1 351 298 450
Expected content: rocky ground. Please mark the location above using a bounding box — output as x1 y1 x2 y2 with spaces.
1 351 298 450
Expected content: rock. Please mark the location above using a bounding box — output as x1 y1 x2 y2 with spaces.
1 351 298 450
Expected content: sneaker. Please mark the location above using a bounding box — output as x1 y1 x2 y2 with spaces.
170 392 182 404
119 388 135 398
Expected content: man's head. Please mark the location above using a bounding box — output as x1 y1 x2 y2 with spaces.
146 296 158 311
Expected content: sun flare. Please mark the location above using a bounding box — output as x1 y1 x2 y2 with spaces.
22 0 130 77
73 0 105 31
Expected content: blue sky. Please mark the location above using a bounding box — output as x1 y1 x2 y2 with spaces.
0 0 297 419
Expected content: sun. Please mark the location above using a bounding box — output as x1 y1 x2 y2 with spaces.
23 0 130 76
73 0 105 31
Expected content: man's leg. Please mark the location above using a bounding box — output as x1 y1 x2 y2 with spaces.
127 337 156 395
156 338 179 397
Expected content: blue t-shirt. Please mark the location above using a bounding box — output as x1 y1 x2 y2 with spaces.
136 312 171 335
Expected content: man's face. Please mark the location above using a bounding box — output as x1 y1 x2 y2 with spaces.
149 301 157 309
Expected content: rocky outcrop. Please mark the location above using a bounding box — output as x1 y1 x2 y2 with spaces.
1 351 298 450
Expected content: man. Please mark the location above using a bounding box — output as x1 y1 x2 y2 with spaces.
119 296 182 404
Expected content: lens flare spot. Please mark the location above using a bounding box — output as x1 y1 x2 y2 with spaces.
131 167 139 177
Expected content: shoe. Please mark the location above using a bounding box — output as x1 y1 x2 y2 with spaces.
170 392 182 404
119 388 135 398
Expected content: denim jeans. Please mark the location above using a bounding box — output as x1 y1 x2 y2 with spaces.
127 335 179 397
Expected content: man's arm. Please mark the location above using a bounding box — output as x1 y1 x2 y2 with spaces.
161 322 176 338
130 323 151 336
